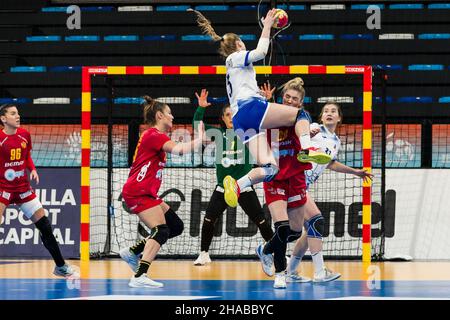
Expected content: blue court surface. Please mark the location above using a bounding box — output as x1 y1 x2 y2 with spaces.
1 278 450 300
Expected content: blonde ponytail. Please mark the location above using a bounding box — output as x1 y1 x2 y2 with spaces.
189 9 240 58
188 9 222 41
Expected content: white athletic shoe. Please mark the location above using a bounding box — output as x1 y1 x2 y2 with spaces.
53 264 78 278
194 251 212 266
128 274 164 288
119 247 140 272
273 272 287 289
286 271 312 283
313 267 341 283
256 244 274 277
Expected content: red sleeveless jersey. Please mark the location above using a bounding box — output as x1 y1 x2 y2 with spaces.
122 128 170 198
0 128 35 192
267 127 312 180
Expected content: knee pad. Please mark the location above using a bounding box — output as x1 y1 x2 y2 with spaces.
296 108 312 123
305 215 324 239
261 163 279 182
287 229 302 243
274 220 291 243
165 209 184 239
149 224 170 246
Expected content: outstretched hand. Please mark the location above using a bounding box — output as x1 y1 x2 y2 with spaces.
260 81 276 100
354 169 374 183
195 89 211 108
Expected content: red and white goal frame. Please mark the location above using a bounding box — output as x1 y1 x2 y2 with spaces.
80 65 373 262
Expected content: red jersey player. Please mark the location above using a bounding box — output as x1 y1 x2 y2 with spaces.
0 104 76 277
255 78 315 289
119 96 204 288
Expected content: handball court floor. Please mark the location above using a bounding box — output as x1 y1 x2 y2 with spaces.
1 259 450 300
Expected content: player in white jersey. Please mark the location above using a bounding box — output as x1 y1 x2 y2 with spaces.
286 102 374 283
189 8 332 208
306 121 342 186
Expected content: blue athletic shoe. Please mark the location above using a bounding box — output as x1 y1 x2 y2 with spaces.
53 264 77 278
120 247 140 272
256 244 274 277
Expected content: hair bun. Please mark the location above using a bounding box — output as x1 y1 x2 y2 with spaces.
143 95 153 103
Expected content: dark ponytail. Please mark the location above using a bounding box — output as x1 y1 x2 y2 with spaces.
142 96 167 126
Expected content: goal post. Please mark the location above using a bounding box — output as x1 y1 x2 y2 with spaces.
80 65 373 262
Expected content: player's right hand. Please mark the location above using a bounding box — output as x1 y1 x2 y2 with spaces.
195 89 211 108
261 8 277 28
260 81 276 100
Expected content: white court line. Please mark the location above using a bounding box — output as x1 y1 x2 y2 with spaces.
9 289 29 291
58 295 219 300
325 296 450 300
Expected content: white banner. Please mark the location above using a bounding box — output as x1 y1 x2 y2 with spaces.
89 168 450 260
384 169 450 260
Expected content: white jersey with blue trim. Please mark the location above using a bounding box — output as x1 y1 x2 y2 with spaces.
305 123 341 187
225 50 265 116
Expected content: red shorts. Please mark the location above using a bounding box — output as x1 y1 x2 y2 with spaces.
122 192 162 215
0 188 37 206
263 173 307 208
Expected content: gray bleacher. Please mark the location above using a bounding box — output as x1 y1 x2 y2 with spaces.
0 1 449 124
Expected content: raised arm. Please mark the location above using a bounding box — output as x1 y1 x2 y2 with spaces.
193 89 215 131
246 9 277 64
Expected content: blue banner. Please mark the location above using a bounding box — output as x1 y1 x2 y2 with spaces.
0 168 80 258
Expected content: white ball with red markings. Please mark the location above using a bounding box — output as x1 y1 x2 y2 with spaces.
272 9 289 29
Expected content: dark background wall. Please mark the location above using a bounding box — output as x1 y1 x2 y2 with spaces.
0 1 449 168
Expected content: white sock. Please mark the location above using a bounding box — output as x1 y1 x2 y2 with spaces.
287 255 303 275
237 175 252 190
312 251 324 274
299 133 311 150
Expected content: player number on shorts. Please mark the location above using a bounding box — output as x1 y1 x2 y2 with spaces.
10 148 21 160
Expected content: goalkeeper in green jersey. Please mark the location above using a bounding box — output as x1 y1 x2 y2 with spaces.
192 89 274 265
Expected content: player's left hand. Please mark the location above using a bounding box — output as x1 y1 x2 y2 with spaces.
195 89 211 108
355 169 373 183
30 170 40 184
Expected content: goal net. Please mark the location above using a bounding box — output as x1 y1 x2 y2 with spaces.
83 66 380 260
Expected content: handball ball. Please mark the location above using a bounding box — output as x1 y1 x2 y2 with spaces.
273 9 288 29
